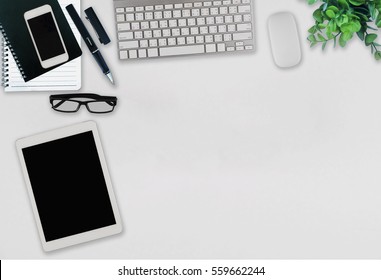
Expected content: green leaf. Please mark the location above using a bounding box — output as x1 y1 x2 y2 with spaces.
322 41 327 50
308 34 317 42
349 0 366 6
339 33 348 47
365 33 377 45
326 9 336 19
338 0 350 9
357 31 365 40
313 9 324 22
376 14 381 27
317 33 326 41
307 0 318 5
374 51 381 60
308 26 317 33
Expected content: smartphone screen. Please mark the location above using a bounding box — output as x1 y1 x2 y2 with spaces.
27 12 65 61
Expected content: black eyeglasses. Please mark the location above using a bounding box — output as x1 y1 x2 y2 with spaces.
50 94 117 114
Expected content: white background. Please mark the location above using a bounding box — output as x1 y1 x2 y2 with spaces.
1 0 381 259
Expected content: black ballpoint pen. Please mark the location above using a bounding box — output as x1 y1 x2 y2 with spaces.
66 4 114 84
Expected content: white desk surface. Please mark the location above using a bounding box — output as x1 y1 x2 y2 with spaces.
2 0 381 259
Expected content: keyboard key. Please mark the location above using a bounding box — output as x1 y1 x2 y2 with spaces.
174 3 183 8
237 23 251 31
243 14 251 22
129 50 138 58
223 33 232 41
154 11 163 19
206 44 216 52
136 13 144 21
213 1 222 5
134 31 143 39
204 1 212 6
233 32 252 40
160 45 205 56
238 5 251 13
119 40 139 49
192 9 200 17
187 36 195 44
196 35 204 43
155 5 164 10
236 46 244 50
165 4 174 9
210 7 219 15
200 26 208 34
242 0 250 3
197 17 206 25
120 50 128 59
194 2 203 7
235 41 244 46
126 14 135 21
209 25 217 33
125 7 134 12
118 32 133 40
160 20 168 28
131 22 140 30
201 8 209 16
145 12 153 20
116 8 124 13
232 0 241 4
169 19 177 27
163 29 171 36
220 7 228 14
227 24 236 32
225 15 233 23
177 37 186 45
137 49 145 58
205 35 213 42
206 17 214 24
184 3 193 8
188 18 196 26
146 6 154 11
215 16 224 24
136 6 144 11
179 19 187 27
150 21 159 28
218 25 227 32
164 11 172 18
149 39 158 47
141 21 150 29
245 45 253 50
159 38 167 46
148 48 159 57
217 43 226 52
116 14 125 22
140 40 148 47
229 6 237 13
153 30 162 37
234 15 243 23
117 23 130 31
191 27 199 35
182 10 191 17
181 27 190 35
223 0 232 4
227 46 235 51
214 34 223 42
144 30 153 38
168 38 176 45
172 28 180 36
173 10 181 18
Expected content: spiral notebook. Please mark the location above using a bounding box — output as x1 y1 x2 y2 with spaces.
0 0 81 92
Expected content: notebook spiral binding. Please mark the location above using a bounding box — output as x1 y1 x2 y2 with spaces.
1 22 26 87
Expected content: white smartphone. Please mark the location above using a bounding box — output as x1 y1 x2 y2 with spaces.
24 5 69 69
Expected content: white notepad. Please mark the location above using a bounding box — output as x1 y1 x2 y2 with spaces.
1 0 81 92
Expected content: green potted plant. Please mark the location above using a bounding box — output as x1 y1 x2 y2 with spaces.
306 0 381 60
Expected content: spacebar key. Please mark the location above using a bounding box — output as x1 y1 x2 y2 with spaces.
160 45 205 56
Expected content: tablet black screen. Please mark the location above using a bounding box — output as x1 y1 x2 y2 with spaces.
22 131 116 242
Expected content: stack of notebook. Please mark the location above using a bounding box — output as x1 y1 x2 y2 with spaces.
0 0 82 92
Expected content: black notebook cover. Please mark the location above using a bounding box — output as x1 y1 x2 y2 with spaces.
0 0 82 82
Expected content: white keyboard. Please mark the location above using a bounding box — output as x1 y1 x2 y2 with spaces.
114 0 255 60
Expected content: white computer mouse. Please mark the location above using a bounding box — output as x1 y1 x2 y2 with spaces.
268 12 302 68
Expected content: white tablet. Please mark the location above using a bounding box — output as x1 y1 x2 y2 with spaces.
16 121 122 251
